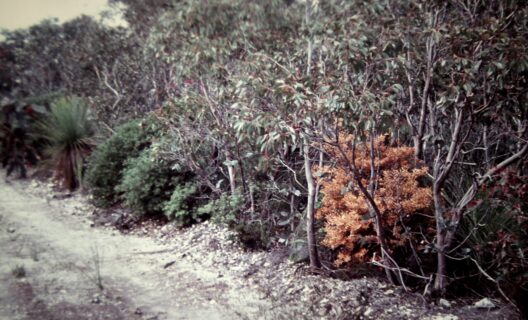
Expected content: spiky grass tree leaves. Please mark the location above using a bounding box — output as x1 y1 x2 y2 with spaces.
38 97 94 190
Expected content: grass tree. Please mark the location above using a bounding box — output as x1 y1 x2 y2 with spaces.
39 97 94 190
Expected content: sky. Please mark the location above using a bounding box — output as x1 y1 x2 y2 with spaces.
0 0 125 31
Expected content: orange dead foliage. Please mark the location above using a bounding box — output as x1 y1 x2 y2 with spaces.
315 134 432 266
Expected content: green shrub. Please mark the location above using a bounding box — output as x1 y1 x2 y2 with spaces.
197 191 244 226
197 191 272 249
38 97 94 190
163 182 203 225
85 117 160 207
117 147 177 216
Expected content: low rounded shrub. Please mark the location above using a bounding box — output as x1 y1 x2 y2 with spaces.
84 117 160 207
117 138 203 220
196 191 271 249
163 182 202 225
196 191 244 227
117 146 178 216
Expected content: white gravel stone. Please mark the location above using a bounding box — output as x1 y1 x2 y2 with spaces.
364 307 374 317
439 299 451 308
474 298 496 309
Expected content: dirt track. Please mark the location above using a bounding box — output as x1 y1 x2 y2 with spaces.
0 176 266 320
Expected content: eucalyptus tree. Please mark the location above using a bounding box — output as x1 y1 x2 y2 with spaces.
142 0 318 250
396 0 528 294
303 0 528 294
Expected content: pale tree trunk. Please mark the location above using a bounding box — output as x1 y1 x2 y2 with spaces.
314 120 324 202
432 180 447 293
405 10 438 160
431 107 465 294
225 152 237 195
414 32 434 159
305 0 313 76
304 136 321 268
302 0 321 269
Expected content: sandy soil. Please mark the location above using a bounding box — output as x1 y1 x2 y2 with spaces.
0 176 267 320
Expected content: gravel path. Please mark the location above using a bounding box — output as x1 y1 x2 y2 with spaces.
0 176 265 320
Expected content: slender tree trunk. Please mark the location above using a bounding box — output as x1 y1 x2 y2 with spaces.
314 121 324 202
305 0 313 76
302 0 321 269
225 152 237 195
236 144 248 195
407 10 438 160
414 34 433 159
367 133 396 284
304 136 321 268
433 181 447 294
333 135 395 283
483 126 491 171
249 183 255 214
290 193 296 232
431 108 464 294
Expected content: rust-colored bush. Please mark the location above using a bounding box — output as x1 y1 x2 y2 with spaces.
315 134 432 266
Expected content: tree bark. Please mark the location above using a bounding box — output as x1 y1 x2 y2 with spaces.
303 136 321 269
433 180 447 293
225 152 237 195
432 108 465 294
302 0 321 269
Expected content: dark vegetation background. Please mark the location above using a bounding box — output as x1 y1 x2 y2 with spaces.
1 0 527 316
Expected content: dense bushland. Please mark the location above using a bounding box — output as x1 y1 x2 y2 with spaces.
1 0 527 314
0 100 43 178
455 167 528 312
